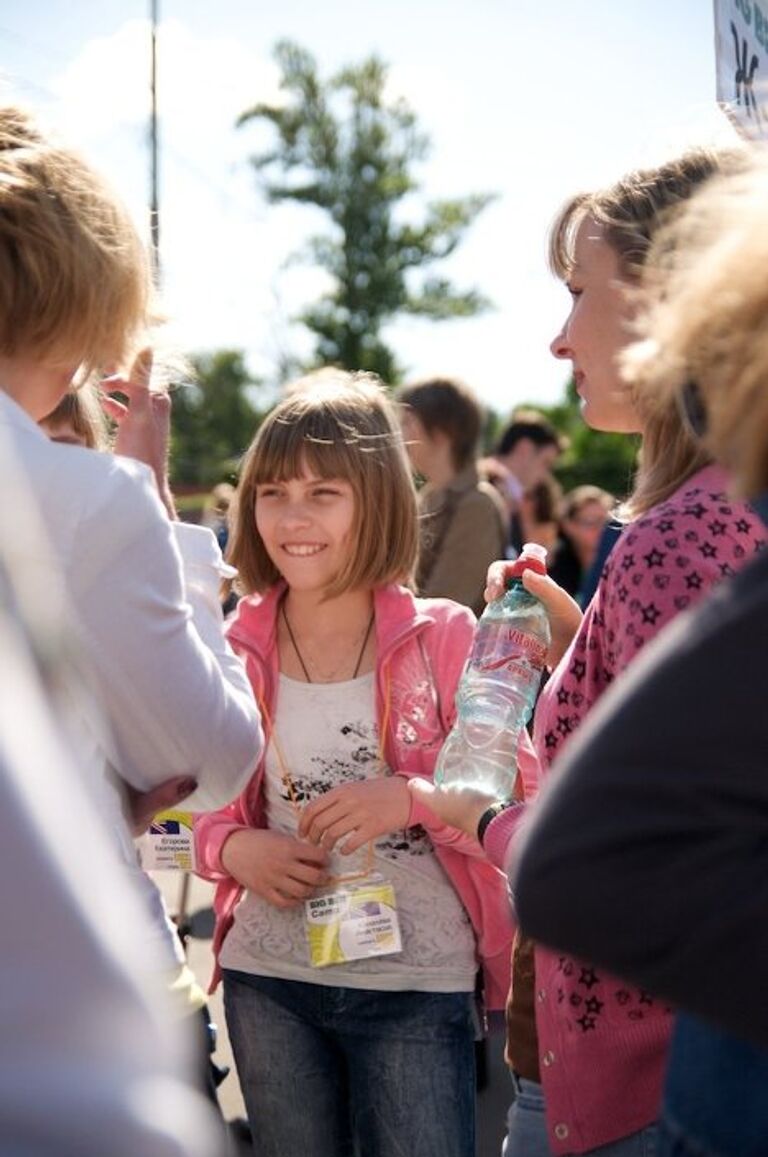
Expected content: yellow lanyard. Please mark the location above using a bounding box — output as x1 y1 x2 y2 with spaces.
258 677 393 886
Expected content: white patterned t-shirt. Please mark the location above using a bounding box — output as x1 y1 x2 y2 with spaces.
220 672 477 992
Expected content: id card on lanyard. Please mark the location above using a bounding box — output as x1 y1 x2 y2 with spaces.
304 875 402 967
265 686 403 968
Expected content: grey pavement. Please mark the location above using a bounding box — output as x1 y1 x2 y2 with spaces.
155 871 510 1156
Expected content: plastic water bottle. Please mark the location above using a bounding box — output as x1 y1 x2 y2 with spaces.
434 542 551 800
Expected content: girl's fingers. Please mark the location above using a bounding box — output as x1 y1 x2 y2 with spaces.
269 889 299 909
288 837 329 865
318 815 363 851
299 795 346 840
279 874 316 898
339 828 369 855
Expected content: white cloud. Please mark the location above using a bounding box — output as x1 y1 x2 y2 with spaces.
43 19 317 379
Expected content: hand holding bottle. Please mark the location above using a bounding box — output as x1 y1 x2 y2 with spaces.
485 558 583 669
408 777 498 837
436 544 551 801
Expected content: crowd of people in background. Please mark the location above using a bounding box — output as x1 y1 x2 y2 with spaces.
4 90 768 1157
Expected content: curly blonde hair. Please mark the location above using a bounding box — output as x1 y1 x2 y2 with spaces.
624 156 768 499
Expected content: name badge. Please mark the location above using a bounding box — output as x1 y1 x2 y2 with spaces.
137 809 196 871
304 876 402 967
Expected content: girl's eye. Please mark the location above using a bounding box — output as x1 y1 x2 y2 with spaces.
257 486 283 499
313 486 340 498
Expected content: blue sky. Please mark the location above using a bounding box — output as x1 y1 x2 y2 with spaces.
0 1 735 413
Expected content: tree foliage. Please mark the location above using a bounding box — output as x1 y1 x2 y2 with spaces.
238 40 494 382
170 350 264 487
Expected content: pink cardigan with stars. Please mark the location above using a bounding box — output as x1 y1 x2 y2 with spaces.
486 464 767 1155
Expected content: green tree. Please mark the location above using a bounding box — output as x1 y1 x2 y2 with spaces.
238 40 494 382
171 349 264 488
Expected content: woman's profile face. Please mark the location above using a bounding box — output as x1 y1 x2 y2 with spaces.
550 216 643 435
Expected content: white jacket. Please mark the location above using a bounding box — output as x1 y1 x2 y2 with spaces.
1 389 263 967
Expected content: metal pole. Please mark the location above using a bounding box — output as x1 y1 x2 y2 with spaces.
149 0 160 279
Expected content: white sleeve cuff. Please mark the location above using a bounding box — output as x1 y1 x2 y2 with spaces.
172 521 237 579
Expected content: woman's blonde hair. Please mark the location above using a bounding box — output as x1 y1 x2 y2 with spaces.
229 369 419 596
549 148 746 519
0 104 152 377
625 156 768 499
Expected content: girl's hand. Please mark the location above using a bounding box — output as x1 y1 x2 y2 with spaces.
484 561 583 669
220 828 329 909
298 777 411 856
408 777 498 838
102 349 177 518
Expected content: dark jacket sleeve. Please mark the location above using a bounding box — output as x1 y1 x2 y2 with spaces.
512 549 768 1046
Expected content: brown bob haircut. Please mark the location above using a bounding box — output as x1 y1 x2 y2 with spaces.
0 104 151 377
229 369 419 597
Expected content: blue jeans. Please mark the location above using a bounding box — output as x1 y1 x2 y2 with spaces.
658 1014 768 1157
223 970 475 1157
503 1074 658 1157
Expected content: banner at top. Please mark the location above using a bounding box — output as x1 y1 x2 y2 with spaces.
714 0 768 138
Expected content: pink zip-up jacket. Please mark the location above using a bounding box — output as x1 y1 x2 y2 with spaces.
195 582 516 1008
484 464 767 1154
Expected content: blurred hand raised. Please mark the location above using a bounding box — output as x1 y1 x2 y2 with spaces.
102 350 176 518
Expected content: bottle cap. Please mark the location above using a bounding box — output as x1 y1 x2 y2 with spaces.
507 541 548 583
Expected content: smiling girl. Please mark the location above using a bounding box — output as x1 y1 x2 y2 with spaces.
194 370 515 1157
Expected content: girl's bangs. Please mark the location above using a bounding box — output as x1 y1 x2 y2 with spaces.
252 408 358 484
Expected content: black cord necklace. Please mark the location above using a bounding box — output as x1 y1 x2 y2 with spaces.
281 603 375 683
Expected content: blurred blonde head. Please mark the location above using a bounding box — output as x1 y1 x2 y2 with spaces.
0 104 152 380
625 154 768 499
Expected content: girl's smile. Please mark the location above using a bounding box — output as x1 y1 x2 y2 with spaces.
282 542 327 557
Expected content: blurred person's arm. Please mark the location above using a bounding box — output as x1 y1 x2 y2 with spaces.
407 728 543 868
67 454 261 811
65 353 263 809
